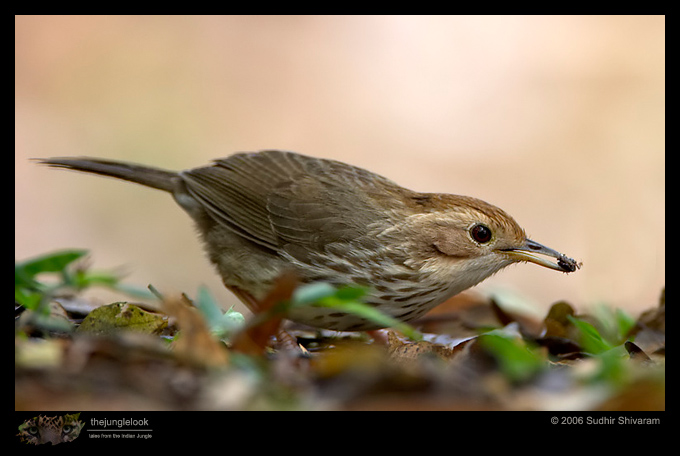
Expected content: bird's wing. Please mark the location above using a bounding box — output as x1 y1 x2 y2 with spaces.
180 150 403 254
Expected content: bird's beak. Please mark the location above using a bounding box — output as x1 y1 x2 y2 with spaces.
500 239 581 273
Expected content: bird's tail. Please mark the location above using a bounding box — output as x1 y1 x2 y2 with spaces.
37 157 177 192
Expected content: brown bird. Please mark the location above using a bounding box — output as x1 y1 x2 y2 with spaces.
39 150 580 331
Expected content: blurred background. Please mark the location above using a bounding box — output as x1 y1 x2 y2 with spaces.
15 15 664 319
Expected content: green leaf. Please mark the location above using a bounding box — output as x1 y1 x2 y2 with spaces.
15 249 154 318
109 282 156 299
15 249 88 282
194 285 245 339
291 282 337 305
72 269 120 289
320 299 422 340
14 288 43 310
479 332 545 382
291 283 421 340
195 285 224 323
333 286 369 302
615 308 636 341
589 304 637 346
567 315 613 354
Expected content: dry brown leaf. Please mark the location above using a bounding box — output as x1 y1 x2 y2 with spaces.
163 295 229 367
386 330 464 364
230 272 298 356
627 288 665 357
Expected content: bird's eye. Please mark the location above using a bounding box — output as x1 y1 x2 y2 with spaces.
470 224 492 244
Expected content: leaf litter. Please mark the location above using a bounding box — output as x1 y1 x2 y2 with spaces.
15 251 664 411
